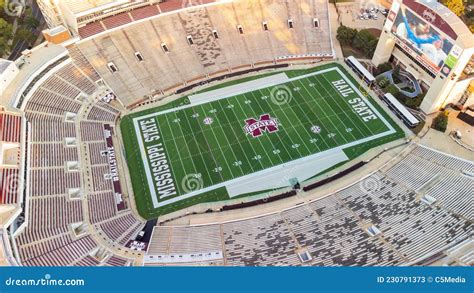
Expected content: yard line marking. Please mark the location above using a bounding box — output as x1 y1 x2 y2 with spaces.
251 88 307 158
283 80 326 152
135 67 363 120
246 89 289 164
308 76 352 144
295 78 347 146
130 66 398 209
334 67 395 134
215 99 255 174
159 114 191 196
198 103 240 180
181 107 219 187
190 105 226 182
302 75 365 142
318 73 374 138
231 95 268 171
170 111 200 181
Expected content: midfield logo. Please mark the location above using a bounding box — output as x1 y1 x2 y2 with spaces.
243 114 279 138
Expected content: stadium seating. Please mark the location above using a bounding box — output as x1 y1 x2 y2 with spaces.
11 0 472 267
0 168 20 204
96 213 143 243
76 0 333 106
149 225 222 255
385 146 473 220
145 145 472 266
0 113 21 143
87 106 117 122
20 235 97 266
223 214 301 266
30 143 79 168
15 56 144 266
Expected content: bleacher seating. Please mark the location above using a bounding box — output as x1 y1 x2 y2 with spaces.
104 255 131 267
0 168 20 204
78 21 105 39
30 143 79 168
97 213 144 244
145 145 472 266
26 113 76 142
76 0 333 107
0 113 21 143
21 236 97 266
385 146 473 221
15 56 143 267
10 0 471 267
87 106 117 122
130 5 160 21
223 214 301 266
101 12 132 30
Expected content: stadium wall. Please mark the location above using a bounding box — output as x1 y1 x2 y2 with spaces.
75 0 333 107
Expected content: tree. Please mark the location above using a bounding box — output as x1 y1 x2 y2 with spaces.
384 84 399 96
367 38 378 58
352 29 377 57
336 25 357 45
432 111 449 132
392 64 402 83
15 27 34 44
0 18 13 38
404 94 424 109
375 62 393 75
24 16 39 29
0 36 9 56
445 0 465 17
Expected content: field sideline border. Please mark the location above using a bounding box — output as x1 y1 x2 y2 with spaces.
131 66 397 209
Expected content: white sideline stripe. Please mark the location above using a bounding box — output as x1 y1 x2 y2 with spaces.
132 67 397 209
188 73 289 104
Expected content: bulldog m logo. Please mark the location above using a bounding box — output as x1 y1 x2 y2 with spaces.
243 114 279 138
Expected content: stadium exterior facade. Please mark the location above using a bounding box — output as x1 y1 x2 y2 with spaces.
372 0 474 114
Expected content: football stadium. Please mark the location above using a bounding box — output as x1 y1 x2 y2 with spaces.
122 65 402 218
0 0 472 271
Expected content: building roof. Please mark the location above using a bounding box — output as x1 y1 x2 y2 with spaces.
0 43 67 111
60 0 130 17
0 59 13 75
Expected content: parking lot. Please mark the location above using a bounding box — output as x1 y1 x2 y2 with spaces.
337 1 389 31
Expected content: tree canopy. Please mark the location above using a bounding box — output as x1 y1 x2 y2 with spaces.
336 25 357 45
444 0 465 17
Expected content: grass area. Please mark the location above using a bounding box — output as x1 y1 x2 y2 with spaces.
121 63 405 219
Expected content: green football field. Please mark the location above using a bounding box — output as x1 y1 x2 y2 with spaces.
121 65 404 219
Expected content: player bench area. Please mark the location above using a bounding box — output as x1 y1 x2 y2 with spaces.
122 65 400 218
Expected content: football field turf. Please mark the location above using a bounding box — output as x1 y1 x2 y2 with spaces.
121 65 403 218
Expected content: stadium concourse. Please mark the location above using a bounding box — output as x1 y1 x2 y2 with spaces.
0 0 471 267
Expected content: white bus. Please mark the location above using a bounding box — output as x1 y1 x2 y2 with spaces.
345 56 375 86
382 93 420 128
